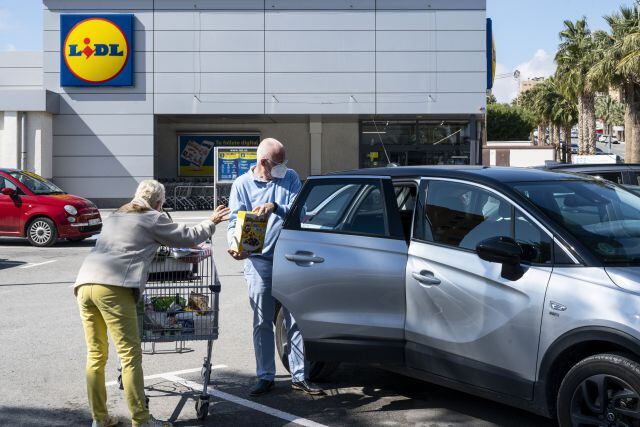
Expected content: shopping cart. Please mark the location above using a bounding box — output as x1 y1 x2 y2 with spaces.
116 243 220 420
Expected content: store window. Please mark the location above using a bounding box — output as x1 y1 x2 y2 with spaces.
360 120 472 168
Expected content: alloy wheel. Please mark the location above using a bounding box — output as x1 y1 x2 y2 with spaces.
29 220 53 246
570 374 640 427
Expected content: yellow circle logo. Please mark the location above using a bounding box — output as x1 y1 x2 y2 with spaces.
63 18 129 84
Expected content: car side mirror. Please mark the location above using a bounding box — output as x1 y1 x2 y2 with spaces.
1 187 15 196
476 236 525 281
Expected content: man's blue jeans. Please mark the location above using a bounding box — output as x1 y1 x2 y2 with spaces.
245 258 307 382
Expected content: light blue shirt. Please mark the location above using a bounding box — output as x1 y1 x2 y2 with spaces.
227 167 302 266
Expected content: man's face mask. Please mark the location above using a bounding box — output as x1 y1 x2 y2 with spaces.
268 158 288 179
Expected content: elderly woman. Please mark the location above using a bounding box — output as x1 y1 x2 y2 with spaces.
74 180 229 427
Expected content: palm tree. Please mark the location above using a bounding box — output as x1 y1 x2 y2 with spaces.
590 6 640 162
553 97 579 162
534 78 562 150
515 88 542 144
596 95 625 145
555 18 599 155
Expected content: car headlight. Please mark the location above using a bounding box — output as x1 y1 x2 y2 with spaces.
64 205 78 215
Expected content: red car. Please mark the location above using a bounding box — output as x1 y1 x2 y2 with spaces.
0 169 102 247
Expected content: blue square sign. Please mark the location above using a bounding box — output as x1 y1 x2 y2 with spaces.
60 14 134 86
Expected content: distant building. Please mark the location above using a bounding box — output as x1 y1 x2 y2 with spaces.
519 77 546 95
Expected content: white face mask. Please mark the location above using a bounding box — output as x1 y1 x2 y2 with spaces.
269 160 288 179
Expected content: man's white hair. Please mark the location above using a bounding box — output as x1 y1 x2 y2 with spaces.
257 137 285 160
134 179 165 208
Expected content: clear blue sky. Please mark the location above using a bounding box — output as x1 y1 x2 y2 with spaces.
0 1 633 100
488 0 617 73
0 0 41 52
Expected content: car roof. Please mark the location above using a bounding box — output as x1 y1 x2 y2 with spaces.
327 165 585 183
546 163 640 171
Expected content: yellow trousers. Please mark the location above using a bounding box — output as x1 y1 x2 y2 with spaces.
76 284 149 426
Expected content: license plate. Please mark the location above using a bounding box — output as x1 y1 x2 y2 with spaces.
88 218 102 226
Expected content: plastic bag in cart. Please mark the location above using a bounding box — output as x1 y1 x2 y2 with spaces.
170 243 212 264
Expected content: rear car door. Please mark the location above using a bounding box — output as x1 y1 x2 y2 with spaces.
273 176 408 363
405 178 553 399
0 174 23 235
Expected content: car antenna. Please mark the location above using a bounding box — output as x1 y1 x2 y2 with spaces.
372 118 393 166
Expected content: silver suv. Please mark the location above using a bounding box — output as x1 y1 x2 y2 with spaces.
272 166 640 427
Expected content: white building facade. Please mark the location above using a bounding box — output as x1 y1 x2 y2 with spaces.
1 0 487 207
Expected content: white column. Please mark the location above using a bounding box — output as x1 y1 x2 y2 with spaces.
0 111 19 169
310 115 322 175
27 112 54 178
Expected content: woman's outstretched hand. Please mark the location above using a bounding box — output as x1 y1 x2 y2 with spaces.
211 205 231 224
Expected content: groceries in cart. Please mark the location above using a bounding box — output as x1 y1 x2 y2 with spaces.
230 211 268 253
141 291 215 338
141 243 219 339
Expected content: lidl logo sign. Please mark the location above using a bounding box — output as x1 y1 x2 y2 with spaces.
60 14 134 86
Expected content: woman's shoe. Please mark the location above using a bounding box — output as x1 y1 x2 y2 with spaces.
91 414 119 427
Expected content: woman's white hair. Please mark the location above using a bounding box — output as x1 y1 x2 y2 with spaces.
134 179 165 208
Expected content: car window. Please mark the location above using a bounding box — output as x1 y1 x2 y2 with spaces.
300 184 360 230
513 180 640 265
586 171 624 184
515 209 552 264
0 176 17 192
424 181 512 250
394 185 416 211
298 181 389 237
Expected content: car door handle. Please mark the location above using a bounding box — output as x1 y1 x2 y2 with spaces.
412 271 441 286
285 253 325 264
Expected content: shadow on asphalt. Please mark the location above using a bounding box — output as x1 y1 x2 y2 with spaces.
0 406 92 427
0 237 96 248
0 258 26 269
143 364 556 426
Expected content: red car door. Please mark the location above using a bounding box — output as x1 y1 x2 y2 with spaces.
0 173 24 235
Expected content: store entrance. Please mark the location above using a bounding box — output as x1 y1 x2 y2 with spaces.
359 119 476 168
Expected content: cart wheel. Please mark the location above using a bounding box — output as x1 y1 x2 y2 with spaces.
117 374 123 390
195 396 210 420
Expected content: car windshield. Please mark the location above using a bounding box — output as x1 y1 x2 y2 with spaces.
8 171 65 195
512 180 640 265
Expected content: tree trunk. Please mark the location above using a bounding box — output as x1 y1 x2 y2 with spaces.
538 124 544 146
582 93 597 155
577 97 584 154
631 84 640 163
625 84 634 163
564 125 573 163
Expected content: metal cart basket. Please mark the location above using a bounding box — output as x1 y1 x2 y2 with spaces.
118 243 221 420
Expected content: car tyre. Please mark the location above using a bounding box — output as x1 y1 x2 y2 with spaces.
26 217 58 247
275 307 340 382
557 353 640 427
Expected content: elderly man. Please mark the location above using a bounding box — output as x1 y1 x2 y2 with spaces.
227 138 323 397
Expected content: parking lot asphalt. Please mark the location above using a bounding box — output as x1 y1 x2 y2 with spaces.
0 211 554 427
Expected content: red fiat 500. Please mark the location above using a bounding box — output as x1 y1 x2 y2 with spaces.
0 169 102 247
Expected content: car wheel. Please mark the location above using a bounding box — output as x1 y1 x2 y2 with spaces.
275 307 340 382
26 218 58 247
557 353 640 427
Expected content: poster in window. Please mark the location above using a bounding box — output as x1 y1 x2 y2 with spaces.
216 147 258 183
178 134 259 177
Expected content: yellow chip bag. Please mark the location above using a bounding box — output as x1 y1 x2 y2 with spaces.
231 211 268 254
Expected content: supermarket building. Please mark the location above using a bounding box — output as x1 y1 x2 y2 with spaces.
0 0 488 207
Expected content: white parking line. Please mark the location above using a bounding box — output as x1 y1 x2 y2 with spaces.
105 365 227 387
162 374 328 427
19 260 57 269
